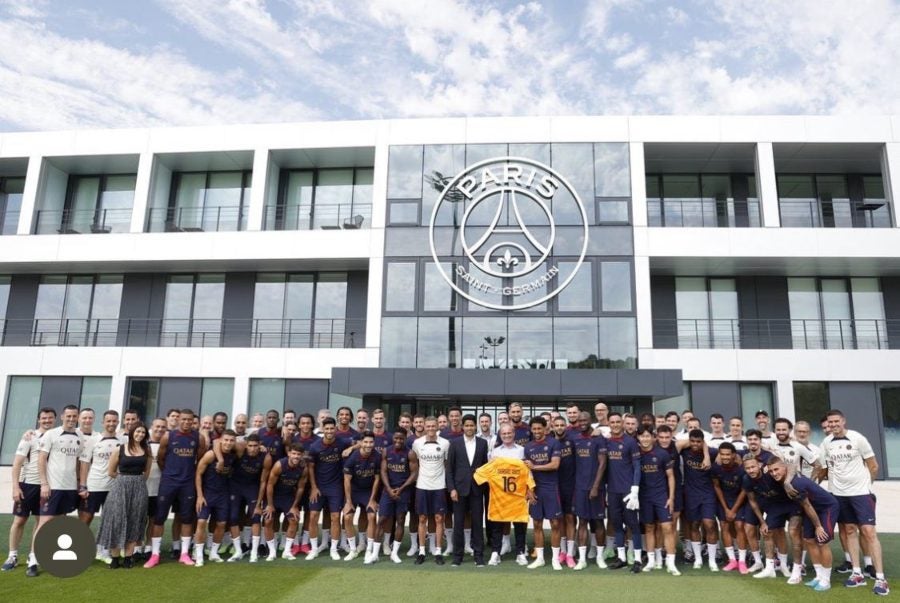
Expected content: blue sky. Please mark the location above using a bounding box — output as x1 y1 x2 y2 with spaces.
1 0 898 131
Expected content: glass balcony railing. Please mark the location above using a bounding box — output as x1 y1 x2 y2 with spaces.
146 206 247 233
778 198 892 228
33 208 133 234
0 318 364 348
263 203 372 231
647 198 761 227
653 318 896 350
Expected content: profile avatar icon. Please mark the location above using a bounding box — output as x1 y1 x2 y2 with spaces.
52 534 78 561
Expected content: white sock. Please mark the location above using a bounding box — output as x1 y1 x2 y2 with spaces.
28 552 37 566
690 541 702 561
267 539 276 554
321 529 331 545
383 534 391 547
655 547 663 562
428 533 436 553
210 543 220 556
646 551 655 567
151 537 162 555
801 550 807 566
251 535 260 553
814 563 823 579
464 528 471 549
180 537 191 554
301 531 310 546
738 549 747 562
222 533 232 548
792 562 802 575
284 537 295 553
753 550 762 564
666 553 677 569
560 537 567 552
444 528 453 545
231 540 242 554
634 548 642 563
777 552 788 568
765 558 775 570
566 540 575 556
392 540 401 554
726 546 735 561
309 537 317 551
844 551 851 562
193 543 203 558
578 545 587 561
706 543 717 562
617 546 626 562
596 545 605 559
864 556 873 567
331 538 339 552
502 534 510 548
821 567 831 584
536 547 545 561
551 546 559 561
409 533 418 548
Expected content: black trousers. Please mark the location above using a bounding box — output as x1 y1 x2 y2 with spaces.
489 521 526 554
452 489 484 562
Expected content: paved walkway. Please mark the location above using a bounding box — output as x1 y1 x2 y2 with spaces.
2 467 900 530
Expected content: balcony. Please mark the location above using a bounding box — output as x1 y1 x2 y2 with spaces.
263 202 372 230
0 318 365 349
147 206 246 233
648 198 761 228
653 318 898 350
778 198 891 228
33 208 133 234
0 210 20 235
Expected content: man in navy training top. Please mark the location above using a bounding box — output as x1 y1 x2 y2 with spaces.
635 426 680 575
551 416 577 568
193 429 238 565
306 417 350 560
263 442 307 561
342 431 382 564
226 433 267 562
711 441 750 574
570 411 606 571
523 416 562 571
380 428 418 563
681 428 717 572
742 454 794 579
605 411 642 571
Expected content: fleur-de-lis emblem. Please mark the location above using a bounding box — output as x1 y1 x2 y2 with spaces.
496 249 518 269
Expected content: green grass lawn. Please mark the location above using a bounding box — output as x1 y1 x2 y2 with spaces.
0 514 895 602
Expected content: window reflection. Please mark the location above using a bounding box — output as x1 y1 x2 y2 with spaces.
598 317 636 368
601 261 632 312
388 146 423 199
385 263 416 312
554 317 600 368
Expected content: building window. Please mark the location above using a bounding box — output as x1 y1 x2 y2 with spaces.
674 277 738 348
600 261 632 312
199 378 234 418
788 277 886 349
249 378 285 418
125 377 233 424
740 383 773 429
0 275 9 325
384 262 417 312
157 170 250 232
793 382 830 443
880 385 900 478
266 167 373 230
32 275 123 346
0 177 25 235
777 174 890 228
1 376 111 464
35 174 135 235
162 274 225 347
654 382 691 416
251 272 349 348
647 173 759 228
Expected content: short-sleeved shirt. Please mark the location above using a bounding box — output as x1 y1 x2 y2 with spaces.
343 450 381 493
725 437 750 456
639 447 673 500
742 472 790 508
798 442 821 479
523 438 561 490
681 447 714 497
490 443 525 461
789 475 838 511
80 435 123 492
554 434 576 490
710 462 745 501
770 441 818 473
411 437 450 490
334 427 359 448
606 434 641 494
820 430 875 496
15 430 46 485
39 427 83 490
474 457 535 523
571 432 606 491
257 428 285 460
384 446 412 489
440 428 465 441
307 437 350 491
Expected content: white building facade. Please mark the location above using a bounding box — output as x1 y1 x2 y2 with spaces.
1 115 899 501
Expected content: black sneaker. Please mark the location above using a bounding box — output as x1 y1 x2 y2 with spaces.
26 564 39 577
866 565 877 580
123 556 134 569
835 560 853 574
631 561 643 574
170 549 181 561
415 554 426 565
608 558 627 570
475 558 486 568
451 560 462 567
435 555 445 566
109 558 121 570
683 550 694 563
1 556 17 571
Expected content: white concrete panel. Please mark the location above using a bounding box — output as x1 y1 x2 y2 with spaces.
884 143 900 228
371 127 390 230
386 118 466 145
366 254 384 352
263 120 381 150
109 374 128 414
775 380 795 422
755 142 780 227
634 255 652 350
71 128 151 155
718 116 805 143
465 116 552 143
232 376 250 417
129 152 154 233
0 130 78 158
246 149 268 231
629 141 647 227
629 116 722 143
15 155 42 235
549 116 630 142
802 116 892 143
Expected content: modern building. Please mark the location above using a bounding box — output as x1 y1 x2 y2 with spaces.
0 115 899 494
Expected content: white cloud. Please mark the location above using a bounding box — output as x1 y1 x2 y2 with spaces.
613 46 648 70
665 6 688 25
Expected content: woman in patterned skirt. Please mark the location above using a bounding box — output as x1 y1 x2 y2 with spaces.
97 422 151 568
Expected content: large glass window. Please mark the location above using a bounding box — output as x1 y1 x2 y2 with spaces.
165 171 250 232
0 177 25 235
793 382 830 443
380 317 418 367
851 278 887 348
32 275 122 346
654 382 691 416
674 277 738 348
778 173 891 228
508 317 552 369
880 385 900 478
127 378 160 424
249 378 286 418
252 273 347 348
80 377 111 409
423 261 458 312
553 317 599 368
600 262 632 312
200 378 233 418
647 173 758 227
0 276 9 324
423 145 466 226
384 262 417 312
556 261 593 312
162 274 225 347
740 383 774 428
788 277 885 349
387 146 423 200
268 168 373 230
417 317 461 368
598 317 636 368
0 376 42 464
551 144 595 224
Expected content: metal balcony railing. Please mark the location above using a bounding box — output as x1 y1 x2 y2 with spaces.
653 318 897 350
647 198 761 227
778 198 892 228
0 318 365 349
33 208 133 234
263 203 372 230
147 206 247 232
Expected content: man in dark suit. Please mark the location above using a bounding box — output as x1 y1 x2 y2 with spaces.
445 413 489 567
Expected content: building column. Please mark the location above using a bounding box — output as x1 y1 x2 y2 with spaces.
634 255 653 353
630 142 647 227
883 143 900 228
129 151 154 233
756 142 781 227
109 374 129 414
232 376 250 418
245 148 270 232
775 379 795 423
15 154 42 235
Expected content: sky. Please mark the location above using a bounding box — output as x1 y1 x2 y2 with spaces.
0 0 898 132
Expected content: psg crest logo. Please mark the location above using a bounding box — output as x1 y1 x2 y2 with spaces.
428 157 589 311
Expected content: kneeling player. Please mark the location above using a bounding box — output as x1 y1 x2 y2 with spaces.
380 429 418 563
635 427 680 575
263 444 307 561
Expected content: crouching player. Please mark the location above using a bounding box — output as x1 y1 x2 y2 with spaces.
635 426 680 575
769 458 840 591
263 444 307 561
380 429 418 563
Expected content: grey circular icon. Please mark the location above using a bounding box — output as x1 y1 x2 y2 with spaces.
34 516 95 578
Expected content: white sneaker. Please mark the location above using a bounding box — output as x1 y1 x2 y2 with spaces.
390 551 402 564
667 565 682 576
551 557 562 571
596 555 607 570
266 550 277 562
488 552 501 566
330 549 341 561
444 542 454 556
587 547 597 559
500 542 511 556
227 551 244 563
754 566 777 579
209 553 224 564
344 549 359 562
516 553 528 566
693 560 703 570
363 551 374 565
643 561 655 572
195 553 204 568
281 551 295 561
95 552 112 565
249 552 258 563
787 573 802 585
708 561 719 572
527 558 545 569
316 540 329 553
382 542 391 555
779 563 791 578
406 545 419 558
304 550 318 561
573 558 587 571
747 559 764 573
464 546 474 555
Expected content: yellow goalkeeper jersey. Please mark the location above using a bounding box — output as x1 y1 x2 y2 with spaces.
474 457 535 523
